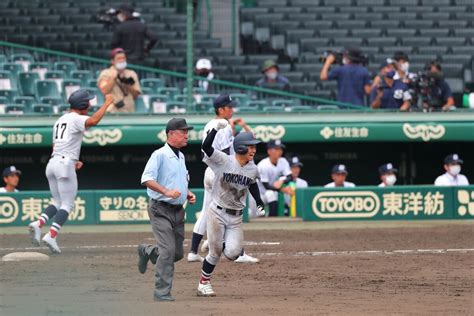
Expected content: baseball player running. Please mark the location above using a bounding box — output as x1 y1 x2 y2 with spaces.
197 119 265 297
28 90 114 254
187 94 260 264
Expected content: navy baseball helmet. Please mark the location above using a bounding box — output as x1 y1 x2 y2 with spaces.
233 132 260 155
68 89 95 110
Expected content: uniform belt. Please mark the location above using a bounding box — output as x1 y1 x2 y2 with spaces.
216 205 243 216
151 199 183 210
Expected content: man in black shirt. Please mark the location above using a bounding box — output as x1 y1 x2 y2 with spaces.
111 4 158 64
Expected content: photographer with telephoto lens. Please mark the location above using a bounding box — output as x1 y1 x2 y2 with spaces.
97 48 142 113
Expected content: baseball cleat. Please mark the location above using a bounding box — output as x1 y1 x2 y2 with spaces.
234 253 260 263
137 244 150 274
187 252 204 262
200 240 209 253
197 281 216 297
42 233 61 254
28 222 42 247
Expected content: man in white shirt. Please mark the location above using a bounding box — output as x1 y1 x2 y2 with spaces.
378 163 398 187
0 166 21 193
434 154 469 186
324 164 356 188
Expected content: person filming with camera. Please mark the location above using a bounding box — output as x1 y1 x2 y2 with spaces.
320 47 371 107
370 59 412 111
422 60 455 112
98 48 142 113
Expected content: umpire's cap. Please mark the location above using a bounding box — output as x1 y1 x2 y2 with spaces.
233 132 260 154
68 89 95 110
165 118 194 133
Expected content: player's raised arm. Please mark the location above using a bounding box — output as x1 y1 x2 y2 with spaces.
85 95 115 128
202 119 228 157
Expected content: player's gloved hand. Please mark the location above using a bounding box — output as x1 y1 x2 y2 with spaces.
257 205 265 217
216 119 228 130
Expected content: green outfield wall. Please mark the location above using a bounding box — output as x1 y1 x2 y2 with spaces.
1 186 472 227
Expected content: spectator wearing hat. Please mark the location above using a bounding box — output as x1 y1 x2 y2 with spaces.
255 60 290 91
324 164 356 188
111 4 157 64
320 47 371 106
370 60 412 111
195 58 214 93
434 154 469 186
1 166 21 192
378 163 398 187
254 139 293 217
138 117 196 301
98 48 142 113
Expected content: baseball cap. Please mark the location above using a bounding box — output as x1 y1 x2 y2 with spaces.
68 89 95 110
444 153 463 164
380 58 394 70
117 4 134 14
111 47 125 59
378 163 398 175
165 118 194 133
267 139 285 149
213 94 238 109
289 156 303 167
261 59 278 73
2 165 21 177
196 58 212 70
332 164 348 174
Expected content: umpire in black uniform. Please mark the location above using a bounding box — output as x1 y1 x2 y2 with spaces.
111 4 158 64
137 118 196 301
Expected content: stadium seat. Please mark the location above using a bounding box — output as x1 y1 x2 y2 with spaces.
54 62 77 76
246 100 268 110
288 105 313 112
149 94 170 113
135 96 151 114
0 70 15 91
167 101 187 114
195 101 213 112
5 104 26 115
157 87 179 99
302 21 333 30
13 96 36 112
2 63 24 79
36 80 61 99
141 78 164 93
62 79 82 99
40 97 63 107
33 103 53 114
71 70 93 87
262 106 286 113
235 106 258 113
271 99 295 108
0 90 19 103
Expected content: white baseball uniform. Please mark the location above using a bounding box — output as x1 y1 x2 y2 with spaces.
0 187 19 193
46 112 89 213
324 181 356 188
434 172 469 186
193 118 234 235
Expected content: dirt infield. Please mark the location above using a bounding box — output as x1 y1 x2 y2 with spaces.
1 221 473 315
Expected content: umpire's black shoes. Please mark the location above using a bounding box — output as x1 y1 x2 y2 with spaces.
137 244 150 274
154 293 175 302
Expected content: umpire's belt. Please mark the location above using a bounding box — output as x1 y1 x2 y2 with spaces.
216 205 243 216
151 199 183 210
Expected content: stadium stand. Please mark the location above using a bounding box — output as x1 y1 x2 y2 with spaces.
0 0 473 112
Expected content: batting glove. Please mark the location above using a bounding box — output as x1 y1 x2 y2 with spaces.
216 119 228 130
257 205 265 217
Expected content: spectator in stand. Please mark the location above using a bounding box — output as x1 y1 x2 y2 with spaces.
370 60 412 111
111 4 158 64
320 47 371 107
0 166 21 193
393 51 410 82
255 60 290 91
195 58 214 93
423 60 455 112
98 48 142 113
324 164 356 188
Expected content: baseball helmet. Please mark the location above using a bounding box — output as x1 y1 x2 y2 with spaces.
68 89 95 110
233 132 260 155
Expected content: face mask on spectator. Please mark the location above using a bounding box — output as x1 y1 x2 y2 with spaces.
117 13 126 22
199 70 210 77
115 62 127 70
385 175 397 186
400 62 409 73
266 71 278 80
448 165 461 176
342 57 350 65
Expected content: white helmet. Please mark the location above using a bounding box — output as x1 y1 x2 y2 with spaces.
196 58 212 70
